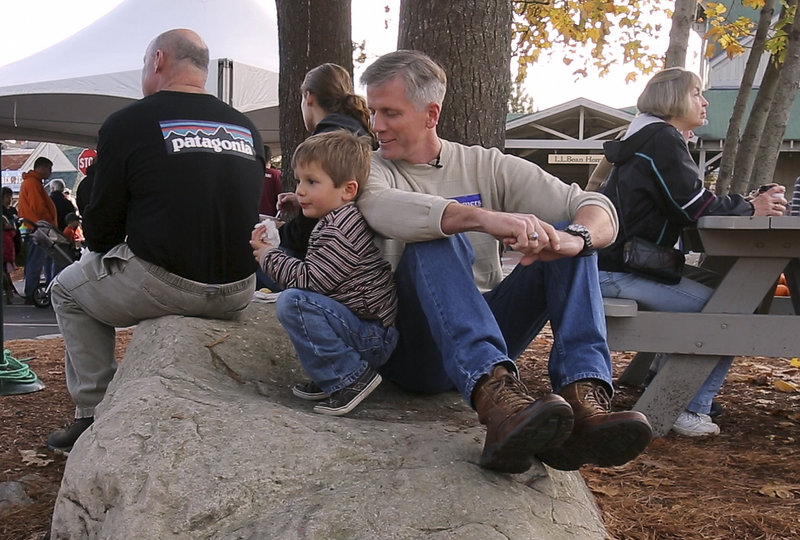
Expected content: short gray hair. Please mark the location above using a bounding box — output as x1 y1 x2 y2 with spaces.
360 50 447 110
49 179 65 192
152 29 209 72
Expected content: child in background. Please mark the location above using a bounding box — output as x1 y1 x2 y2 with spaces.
250 130 398 416
62 212 84 251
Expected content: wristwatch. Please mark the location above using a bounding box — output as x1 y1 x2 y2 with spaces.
564 224 595 257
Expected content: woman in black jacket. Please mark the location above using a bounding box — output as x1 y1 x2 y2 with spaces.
278 63 375 259
256 64 375 291
597 67 787 437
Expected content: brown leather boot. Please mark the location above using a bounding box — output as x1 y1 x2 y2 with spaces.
474 366 574 473
537 379 652 471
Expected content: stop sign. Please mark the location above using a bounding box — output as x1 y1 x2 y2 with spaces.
77 148 97 175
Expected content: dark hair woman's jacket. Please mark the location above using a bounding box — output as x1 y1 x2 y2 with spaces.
279 114 370 258
597 119 753 272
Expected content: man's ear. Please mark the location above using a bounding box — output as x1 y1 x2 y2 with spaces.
425 102 441 129
153 49 165 72
341 180 359 202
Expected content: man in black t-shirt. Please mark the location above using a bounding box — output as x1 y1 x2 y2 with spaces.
47 29 265 453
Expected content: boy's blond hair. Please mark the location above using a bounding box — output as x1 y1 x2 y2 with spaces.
292 131 372 192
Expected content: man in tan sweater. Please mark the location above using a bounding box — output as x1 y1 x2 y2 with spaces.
357 50 652 474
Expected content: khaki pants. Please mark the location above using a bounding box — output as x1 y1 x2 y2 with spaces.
50 243 255 418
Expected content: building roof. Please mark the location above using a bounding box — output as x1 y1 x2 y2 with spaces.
505 98 634 153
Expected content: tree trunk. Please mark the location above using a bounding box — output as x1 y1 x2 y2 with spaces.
275 0 353 187
715 0 776 195
398 0 512 149
730 60 781 194
751 4 800 188
665 0 696 68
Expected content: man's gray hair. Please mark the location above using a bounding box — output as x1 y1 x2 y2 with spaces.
153 29 209 72
49 179 65 192
360 50 447 110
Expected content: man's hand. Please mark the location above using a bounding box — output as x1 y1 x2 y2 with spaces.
250 225 277 264
474 211 581 265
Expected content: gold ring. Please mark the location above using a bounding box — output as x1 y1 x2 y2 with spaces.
528 232 539 241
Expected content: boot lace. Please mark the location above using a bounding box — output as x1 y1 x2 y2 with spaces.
580 382 611 413
488 372 534 410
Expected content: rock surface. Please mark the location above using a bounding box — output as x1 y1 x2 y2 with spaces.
51 302 606 539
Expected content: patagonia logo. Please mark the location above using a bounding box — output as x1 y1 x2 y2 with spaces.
450 194 483 207
160 120 256 159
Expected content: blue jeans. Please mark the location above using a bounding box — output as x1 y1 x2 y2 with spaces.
379 235 613 406
276 289 399 394
599 269 733 415
23 241 53 298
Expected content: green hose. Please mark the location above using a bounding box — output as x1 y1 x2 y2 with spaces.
0 349 38 384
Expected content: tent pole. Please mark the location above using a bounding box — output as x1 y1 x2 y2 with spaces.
1 141 4 346
217 59 233 105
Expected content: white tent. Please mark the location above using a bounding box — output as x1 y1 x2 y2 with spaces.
0 0 280 147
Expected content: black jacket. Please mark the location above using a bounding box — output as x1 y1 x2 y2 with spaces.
49 191 77 230
279 113 371 258
597 120 753 272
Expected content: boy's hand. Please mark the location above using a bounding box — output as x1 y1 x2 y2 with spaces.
250 226 277 263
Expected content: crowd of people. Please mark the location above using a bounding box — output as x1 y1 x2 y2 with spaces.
2 28 795 475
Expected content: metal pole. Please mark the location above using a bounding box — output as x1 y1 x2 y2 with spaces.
1 141 5 346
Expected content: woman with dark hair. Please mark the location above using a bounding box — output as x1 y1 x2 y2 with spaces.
597 67 787 437
277 63 375 260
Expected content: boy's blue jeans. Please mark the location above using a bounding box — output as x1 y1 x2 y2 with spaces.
380 234 613 406
276 289 399 395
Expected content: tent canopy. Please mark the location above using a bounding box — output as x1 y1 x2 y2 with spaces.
0 0 280 146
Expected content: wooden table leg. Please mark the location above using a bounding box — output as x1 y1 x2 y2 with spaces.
632 354 720 437
617 352 656 387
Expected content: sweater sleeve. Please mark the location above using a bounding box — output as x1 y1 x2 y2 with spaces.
358 155 453 242
490 149 619 235
264 221 361 294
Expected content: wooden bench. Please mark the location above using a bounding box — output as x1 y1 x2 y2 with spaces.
602 296 798 436
602 298 653 387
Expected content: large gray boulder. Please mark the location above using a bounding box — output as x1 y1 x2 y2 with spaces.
51 302 606 539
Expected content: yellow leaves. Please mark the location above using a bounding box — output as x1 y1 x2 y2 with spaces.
742 0 767 9
758 484 800 499
773 379 799 393
704 3 757 60
706 2 729 17
511 0 664 85
790 358 800 368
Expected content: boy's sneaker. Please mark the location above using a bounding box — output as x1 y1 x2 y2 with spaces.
47 417 94 454
292 381 328 401
672 411 720 437
313 368 382 416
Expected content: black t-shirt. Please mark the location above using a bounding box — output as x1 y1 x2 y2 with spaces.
84 91 265 283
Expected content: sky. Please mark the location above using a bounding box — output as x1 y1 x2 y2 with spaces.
0 0 700 111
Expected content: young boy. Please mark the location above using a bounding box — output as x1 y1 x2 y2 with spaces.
250 130 398 416
62 212 84 251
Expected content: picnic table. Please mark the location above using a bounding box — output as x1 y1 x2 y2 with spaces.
604 215 800 436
